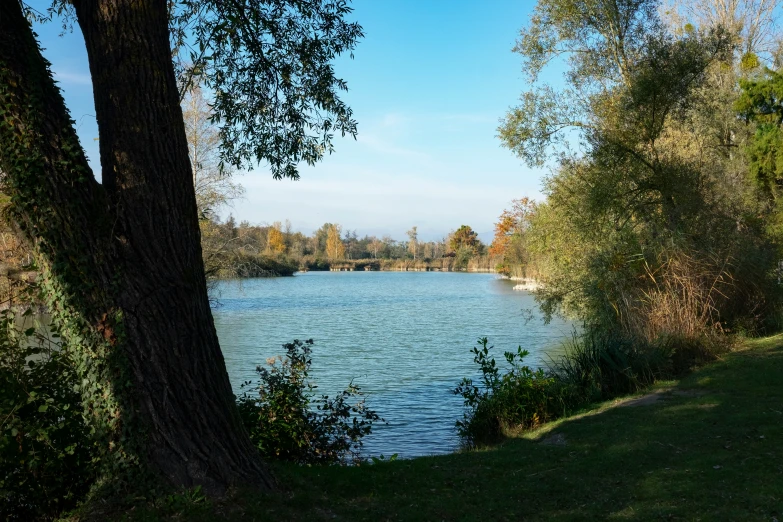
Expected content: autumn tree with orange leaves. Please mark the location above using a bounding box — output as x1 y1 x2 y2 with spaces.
490 198 537 276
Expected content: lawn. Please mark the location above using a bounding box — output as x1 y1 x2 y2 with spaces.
118 335 783 521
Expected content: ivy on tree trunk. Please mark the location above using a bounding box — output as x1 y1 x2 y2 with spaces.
0 0 273 493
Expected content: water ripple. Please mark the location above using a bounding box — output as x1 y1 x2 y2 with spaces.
212 271 572 458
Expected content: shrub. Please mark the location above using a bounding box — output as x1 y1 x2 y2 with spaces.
454 338 580 448
550 330 671 401
299 256 331 271
0 309 96 521
618 247 777 341
237 339 382 464
455 330 722 447
2 324 381 519
210 250 298 278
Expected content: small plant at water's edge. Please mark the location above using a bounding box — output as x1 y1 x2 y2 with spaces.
552 330 669 400
237 339 382 464
455 331 723 447
454 338 578 447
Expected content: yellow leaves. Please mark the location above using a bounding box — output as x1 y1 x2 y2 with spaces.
325 224 344 260
267 225 286 254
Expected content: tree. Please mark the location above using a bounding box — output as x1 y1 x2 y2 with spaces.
661 0 782 59
343 229 358 259
313 222 335 257
736 67 783 243
407 226 418 260
288 231 309 258
0 0 361 495
325 224 345 260
183 85 246 280
498 0 661 166
490 198 538 277
368 236 383 259
183 85 244 220
502 0 777 340
267 222 286 255
450 225 480 254
381 235 395 258
501 0 733 232
489 198 536 257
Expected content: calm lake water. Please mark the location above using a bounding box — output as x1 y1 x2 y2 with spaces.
212 271 572 458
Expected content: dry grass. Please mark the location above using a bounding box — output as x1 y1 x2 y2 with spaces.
620 248 769 342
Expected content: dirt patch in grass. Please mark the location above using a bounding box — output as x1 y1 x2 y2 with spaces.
619 388 705 407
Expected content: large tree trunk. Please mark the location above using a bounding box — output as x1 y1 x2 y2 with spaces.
0 0 273 493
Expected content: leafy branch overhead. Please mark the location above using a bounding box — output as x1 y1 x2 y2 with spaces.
33 0 362 180
498 0 731 167
498 0 661 166
171 0 363 179
515 0 661 86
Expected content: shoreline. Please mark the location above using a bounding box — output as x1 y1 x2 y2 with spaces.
511 278 541 291
495 274 542 291
321 267 496 273
110 334 783 520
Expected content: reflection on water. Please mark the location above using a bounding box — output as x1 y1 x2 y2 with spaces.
212 271 572 458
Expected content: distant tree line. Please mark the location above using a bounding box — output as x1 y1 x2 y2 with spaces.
177 81 498 277
200 216 494 276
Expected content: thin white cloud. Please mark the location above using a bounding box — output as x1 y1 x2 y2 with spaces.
379 112 410 128
53 70 93 86
230 163 542 240
355 133 432 161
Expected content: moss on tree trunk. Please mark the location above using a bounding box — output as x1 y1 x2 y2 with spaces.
0 0 273 494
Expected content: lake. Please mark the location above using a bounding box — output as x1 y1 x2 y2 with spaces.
211 271 572 458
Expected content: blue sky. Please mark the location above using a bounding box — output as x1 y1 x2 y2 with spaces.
31 0 550 242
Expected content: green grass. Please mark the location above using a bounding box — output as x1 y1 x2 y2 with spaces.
108 335 783 521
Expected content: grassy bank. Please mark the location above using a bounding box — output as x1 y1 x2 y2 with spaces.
100 335 783 521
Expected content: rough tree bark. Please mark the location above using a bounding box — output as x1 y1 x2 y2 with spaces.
0 0 273 492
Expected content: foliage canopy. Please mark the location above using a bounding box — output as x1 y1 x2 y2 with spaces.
36 0 363 180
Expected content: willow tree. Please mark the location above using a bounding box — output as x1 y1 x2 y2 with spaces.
498 0 662 167
0 0 360 494
500 0 780 338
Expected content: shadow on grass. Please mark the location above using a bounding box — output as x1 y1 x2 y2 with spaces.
124 337 783 521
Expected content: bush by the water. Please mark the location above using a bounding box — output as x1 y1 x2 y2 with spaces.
210 250 298 278
455 331 724 447
454 338 581 447
236 338 382 464
0 310 96 521
552 330 720 401
1 333 378 520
